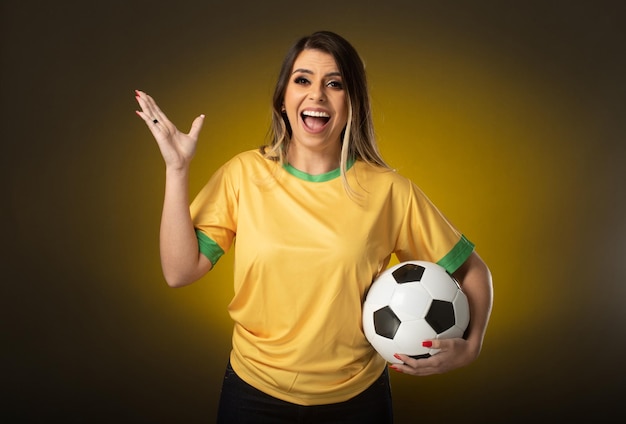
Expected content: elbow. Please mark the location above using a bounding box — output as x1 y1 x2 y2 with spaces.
162 270 196 288
165 278 190 288
161 255 212 288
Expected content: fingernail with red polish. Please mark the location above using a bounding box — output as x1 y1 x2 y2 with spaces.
422 341 433 348
389 365 402 373
393 353 402 360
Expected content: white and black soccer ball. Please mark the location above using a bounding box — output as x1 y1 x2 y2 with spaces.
362 260 470 364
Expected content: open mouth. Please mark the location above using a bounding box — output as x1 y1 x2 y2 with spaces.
301 110 330 131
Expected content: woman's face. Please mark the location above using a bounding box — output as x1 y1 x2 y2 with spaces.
283 49 348 155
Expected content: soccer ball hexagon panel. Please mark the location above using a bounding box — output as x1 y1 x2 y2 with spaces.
362 261 470 364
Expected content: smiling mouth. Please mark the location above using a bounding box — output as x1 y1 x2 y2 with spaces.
301 110 330 131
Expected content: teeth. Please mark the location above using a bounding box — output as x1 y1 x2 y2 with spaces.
302 110 330 118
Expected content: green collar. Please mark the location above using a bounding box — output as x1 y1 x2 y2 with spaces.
283 158 356 182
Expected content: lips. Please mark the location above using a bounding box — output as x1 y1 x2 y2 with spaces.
301 110 330 132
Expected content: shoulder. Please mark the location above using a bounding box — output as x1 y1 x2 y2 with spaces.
352 160 434 204
226 149 264 165
352 160 414 189
214 149 280 188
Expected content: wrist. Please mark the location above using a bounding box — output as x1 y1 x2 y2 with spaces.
464 335 483 359
165 165 190 178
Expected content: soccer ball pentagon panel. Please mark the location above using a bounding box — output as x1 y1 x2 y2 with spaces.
362 261 470 364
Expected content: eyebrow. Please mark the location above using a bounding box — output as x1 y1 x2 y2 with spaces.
292 68 342 77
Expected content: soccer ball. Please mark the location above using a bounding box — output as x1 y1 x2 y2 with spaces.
362 260 470 364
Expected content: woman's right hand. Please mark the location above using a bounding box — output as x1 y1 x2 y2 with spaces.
135 90 205 170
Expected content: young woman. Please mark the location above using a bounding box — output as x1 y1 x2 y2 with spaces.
135 31 493 423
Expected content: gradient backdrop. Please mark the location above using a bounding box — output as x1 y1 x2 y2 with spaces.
3 1 625 422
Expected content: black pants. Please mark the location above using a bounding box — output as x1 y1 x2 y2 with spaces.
216 362 394 423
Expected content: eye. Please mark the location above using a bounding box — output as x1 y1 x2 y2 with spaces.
327 80 344 89
294 76 310 85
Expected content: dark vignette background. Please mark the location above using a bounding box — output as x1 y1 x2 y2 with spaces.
2 1 625 422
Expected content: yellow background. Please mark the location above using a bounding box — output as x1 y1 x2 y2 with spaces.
3 0 625 422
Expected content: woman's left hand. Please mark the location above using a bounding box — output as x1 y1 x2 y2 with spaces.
389 338 478 376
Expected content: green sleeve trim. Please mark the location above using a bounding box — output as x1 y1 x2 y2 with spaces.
437 235 475 274
195 230 225 266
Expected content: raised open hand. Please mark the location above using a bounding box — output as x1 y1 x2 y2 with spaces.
135 90 205 171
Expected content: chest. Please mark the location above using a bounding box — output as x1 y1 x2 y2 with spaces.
234 177 399 270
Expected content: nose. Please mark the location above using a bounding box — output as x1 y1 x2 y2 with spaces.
309 83 326 102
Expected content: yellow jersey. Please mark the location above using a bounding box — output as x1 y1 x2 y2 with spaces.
190 149 474 405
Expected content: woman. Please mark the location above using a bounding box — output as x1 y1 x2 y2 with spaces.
135 30 493 423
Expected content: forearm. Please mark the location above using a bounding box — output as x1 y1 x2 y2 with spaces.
455 252 493 356
160 167 211 287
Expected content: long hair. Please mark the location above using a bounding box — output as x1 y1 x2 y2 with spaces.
262 31 390 195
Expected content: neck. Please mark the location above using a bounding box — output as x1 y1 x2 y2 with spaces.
286 145 341 175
